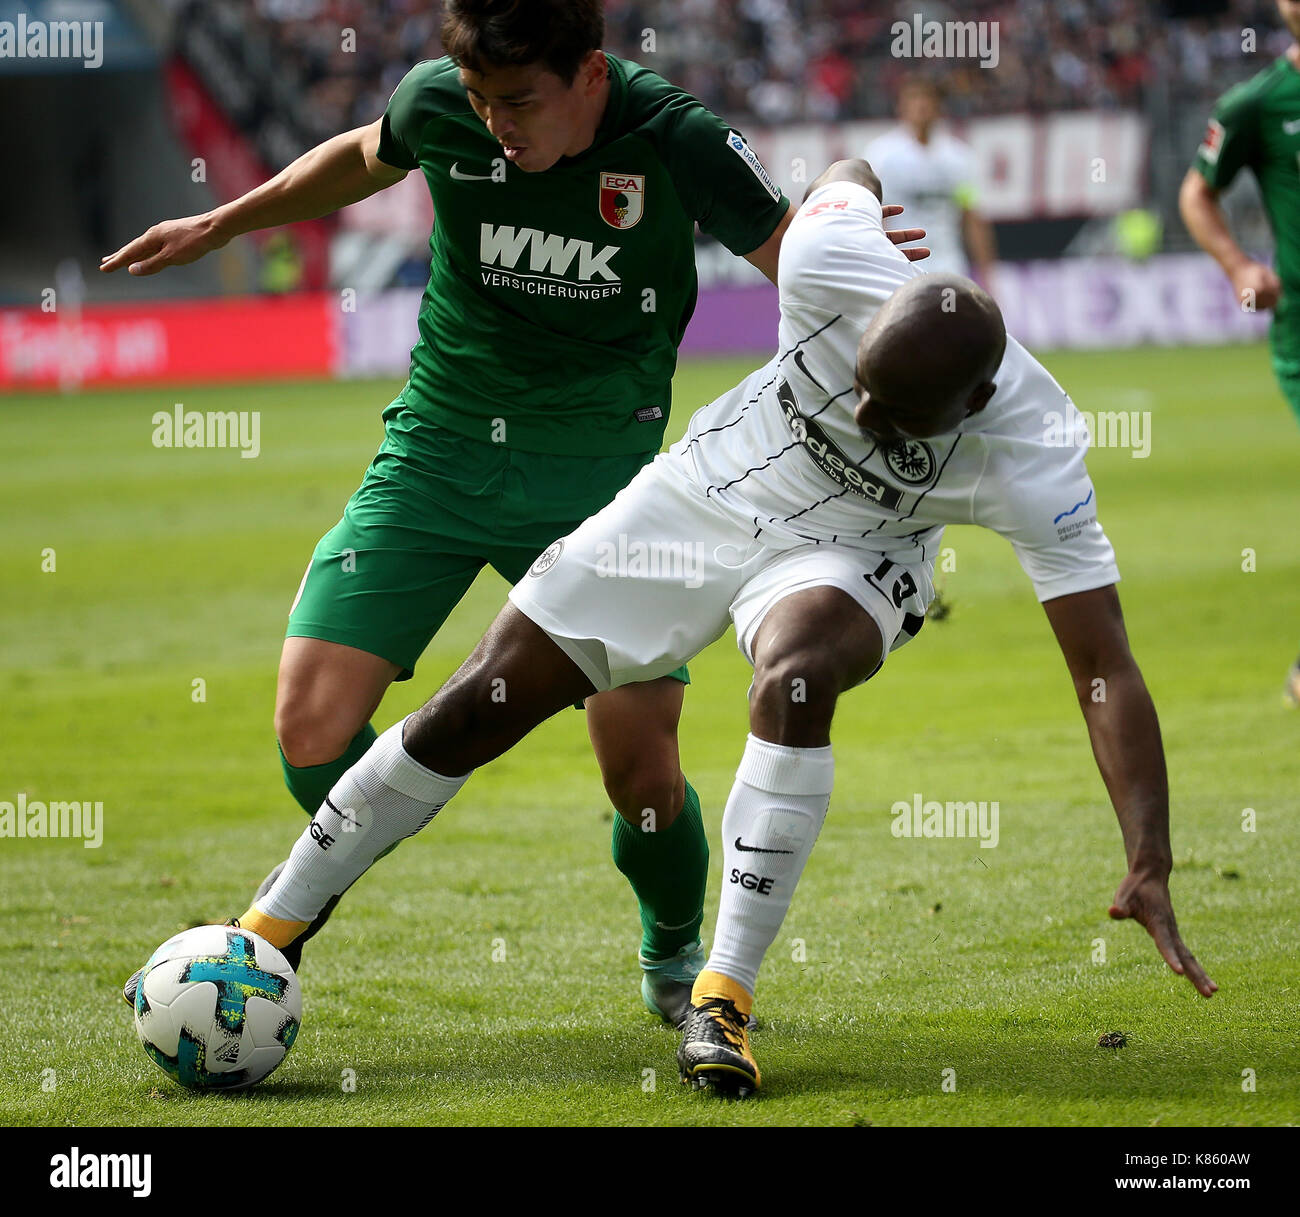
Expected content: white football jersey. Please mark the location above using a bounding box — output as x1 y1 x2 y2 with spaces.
671 180 1118 603
864 127 976 277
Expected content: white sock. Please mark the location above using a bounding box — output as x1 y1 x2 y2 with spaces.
258 716 469 923
706 734 834 996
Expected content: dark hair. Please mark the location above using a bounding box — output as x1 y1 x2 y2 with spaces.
441 0 605 84
898 75 943 100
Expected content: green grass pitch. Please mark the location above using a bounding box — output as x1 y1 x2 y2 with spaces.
1 344 1296 1126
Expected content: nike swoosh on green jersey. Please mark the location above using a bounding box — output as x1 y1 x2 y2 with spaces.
449 162 494 180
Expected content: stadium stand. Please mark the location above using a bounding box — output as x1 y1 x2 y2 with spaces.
167 0 1298 157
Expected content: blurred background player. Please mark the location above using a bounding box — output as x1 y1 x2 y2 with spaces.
1179 0 1300 705
865 77 998 292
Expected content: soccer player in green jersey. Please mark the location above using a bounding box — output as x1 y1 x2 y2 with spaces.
103 0 928 1023
1180 0 1300 706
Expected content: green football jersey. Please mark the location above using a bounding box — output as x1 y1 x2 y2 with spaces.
1194 54 1300 291
377 54 789 457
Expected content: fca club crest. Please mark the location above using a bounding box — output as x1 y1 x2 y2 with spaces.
599 171 644 229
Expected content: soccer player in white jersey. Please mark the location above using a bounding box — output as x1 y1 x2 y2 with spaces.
215 159 1215 1098
866 78 997 287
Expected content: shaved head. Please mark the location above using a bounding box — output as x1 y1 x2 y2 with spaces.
854 274 1006 444
803 157 881 204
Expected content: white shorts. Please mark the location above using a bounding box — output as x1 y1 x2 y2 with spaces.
507 453 934 692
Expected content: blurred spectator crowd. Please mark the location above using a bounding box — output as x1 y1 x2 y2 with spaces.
176 0 1297 154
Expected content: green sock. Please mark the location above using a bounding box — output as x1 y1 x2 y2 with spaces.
612 779 708 962
278 723 378 815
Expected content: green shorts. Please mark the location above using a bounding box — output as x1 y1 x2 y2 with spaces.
287 394 691 687
1270 301 1300 424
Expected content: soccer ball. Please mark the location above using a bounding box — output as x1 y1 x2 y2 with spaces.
133 924 302 1090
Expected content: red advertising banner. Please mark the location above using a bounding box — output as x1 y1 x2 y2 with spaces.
0 294 337 390
164 58 331 291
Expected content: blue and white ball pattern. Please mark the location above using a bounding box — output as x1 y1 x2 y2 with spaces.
133 924 301 1089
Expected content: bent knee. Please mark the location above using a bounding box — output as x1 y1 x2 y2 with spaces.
275 702 366 769
602 755 684 826
751 651 843 722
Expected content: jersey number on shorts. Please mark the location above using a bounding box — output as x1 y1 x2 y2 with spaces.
868 557 917 608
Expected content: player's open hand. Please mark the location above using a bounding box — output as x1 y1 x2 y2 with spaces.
1109 869 1217 997
1228 259 1282 312
881 203 929 262
100 213 232 276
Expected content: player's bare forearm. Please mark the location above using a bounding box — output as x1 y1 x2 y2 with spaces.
101 119 405 276
1178 169 1249 276
1042 586 1171 870
1078 661 1173 873
1178 169 1281 311
216 120 405 239
1043 585 1216 996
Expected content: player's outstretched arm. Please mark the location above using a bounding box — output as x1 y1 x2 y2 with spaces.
791 160 930 271
1042 584 1217 998
1178 168 1281 311
100 117 408 276
880 205 930 265
741 199 931 282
